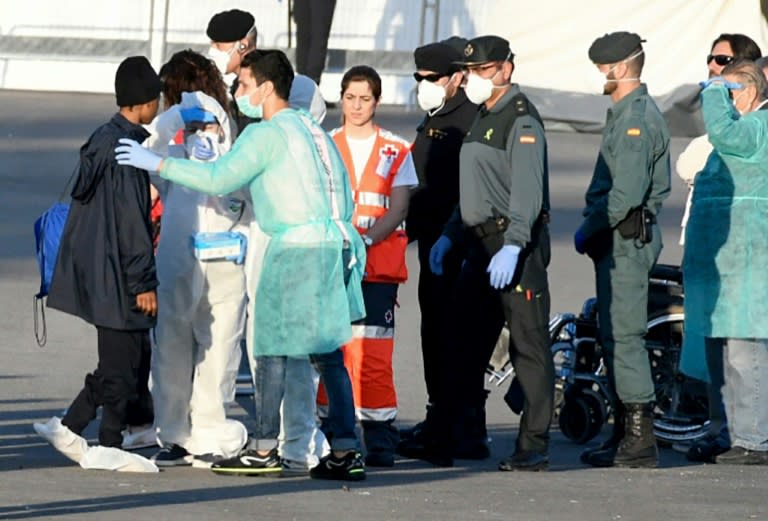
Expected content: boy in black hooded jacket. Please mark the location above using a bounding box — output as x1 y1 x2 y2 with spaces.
34 56 161 468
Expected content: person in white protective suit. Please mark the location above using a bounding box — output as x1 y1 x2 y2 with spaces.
144 50 250 468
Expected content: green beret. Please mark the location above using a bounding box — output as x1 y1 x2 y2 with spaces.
456 35 514 66
588 31 645 64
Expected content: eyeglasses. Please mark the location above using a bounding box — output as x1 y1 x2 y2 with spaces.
707 54 734 66
413 72 445 83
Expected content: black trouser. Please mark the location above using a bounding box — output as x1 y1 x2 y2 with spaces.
438 236 554 453
62 327 152 447
292 0 336 85
416 228 463 405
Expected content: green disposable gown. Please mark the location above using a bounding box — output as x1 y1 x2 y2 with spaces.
160 107 366 357
682 85 768 382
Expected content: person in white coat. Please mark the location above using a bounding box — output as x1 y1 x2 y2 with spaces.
145 50 250 467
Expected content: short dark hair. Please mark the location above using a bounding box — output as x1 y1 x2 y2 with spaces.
240 49 294 101
711 33 762 61
341 66 382 101
625 44 645 76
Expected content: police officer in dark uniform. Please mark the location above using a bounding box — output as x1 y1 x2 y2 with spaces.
575 32 670 468
398 38 478 450
405 35 554 470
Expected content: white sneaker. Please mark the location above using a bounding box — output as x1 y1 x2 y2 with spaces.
121 425 158 450
79 446 159 473
33 416 88 464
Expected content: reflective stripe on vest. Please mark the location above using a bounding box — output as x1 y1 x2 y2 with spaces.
351 324 395 339
355 406 397 422
357 191 390 209
355 216 405 231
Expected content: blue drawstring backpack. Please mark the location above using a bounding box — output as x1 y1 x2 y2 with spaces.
33 164 77 346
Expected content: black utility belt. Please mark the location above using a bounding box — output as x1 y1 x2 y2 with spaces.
616 207 655 244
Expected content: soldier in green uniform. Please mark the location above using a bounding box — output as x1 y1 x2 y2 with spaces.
575 32 671 468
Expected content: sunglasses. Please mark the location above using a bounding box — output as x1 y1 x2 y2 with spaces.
707 54 734 66
413 72 445 83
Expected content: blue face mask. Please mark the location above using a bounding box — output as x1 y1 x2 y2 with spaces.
236 94 263 119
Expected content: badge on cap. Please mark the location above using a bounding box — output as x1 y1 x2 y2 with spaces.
626 128 641 137
464 43 474 57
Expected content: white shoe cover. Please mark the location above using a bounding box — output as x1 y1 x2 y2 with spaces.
33 416 89 464
121 425 158 450
79 446 159 473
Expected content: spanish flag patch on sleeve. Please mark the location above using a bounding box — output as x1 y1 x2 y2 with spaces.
626 128 641 136
519 135 536 144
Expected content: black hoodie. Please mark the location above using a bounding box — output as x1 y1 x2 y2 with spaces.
48 113 158 330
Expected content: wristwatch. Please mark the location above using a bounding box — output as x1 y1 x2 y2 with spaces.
361 234 374 247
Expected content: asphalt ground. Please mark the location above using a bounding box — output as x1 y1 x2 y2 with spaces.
0 90 765 521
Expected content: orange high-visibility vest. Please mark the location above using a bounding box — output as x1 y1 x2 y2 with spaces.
331 126 410 283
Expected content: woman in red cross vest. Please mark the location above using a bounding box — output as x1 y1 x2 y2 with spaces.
317 65 418 467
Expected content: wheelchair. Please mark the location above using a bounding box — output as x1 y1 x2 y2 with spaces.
487 263 710 446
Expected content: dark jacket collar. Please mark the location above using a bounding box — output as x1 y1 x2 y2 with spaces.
111 112 151 141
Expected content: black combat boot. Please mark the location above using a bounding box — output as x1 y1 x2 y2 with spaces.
399 404 434 443
613 402 658 468
581 401 625 467
453 391 490 460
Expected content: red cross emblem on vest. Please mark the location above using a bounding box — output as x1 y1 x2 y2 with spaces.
375 145 398 178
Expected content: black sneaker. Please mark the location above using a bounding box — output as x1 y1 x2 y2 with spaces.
310 451 366 481
211 448 282 476
152 444 193 467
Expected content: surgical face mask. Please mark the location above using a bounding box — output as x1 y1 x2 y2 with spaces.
464 69 501 105
236 93 263 119
417 79 447 113
591 49 644 94
731 89 749 114
207 45 237 76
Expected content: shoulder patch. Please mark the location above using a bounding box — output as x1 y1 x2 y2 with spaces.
626 128 641 137
519 135 536 144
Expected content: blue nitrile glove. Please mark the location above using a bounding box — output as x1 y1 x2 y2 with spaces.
180 107 218 124
487 245 521 289
574 229 587 254
699 76 743 90
191 134 217 161
429 235 452 275
115 138 163 172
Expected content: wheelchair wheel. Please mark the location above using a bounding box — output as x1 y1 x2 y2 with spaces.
645 312 710 445
558 388 606 444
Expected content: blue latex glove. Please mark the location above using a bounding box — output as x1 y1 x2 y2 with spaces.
487 245 521 289
574 229 587 254
429 235 452 275
115 138 163 172
699 76 743 90
191 135 217 161
180 107 218 124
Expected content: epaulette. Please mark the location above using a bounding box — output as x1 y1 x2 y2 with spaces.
513 95 530 116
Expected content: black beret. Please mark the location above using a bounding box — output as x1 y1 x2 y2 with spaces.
206 9 255 42
114 56 161 107
414 42 462 75
456 35 514 65
588 31 646 64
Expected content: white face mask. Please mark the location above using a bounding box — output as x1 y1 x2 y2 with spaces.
464 69 502 105
207 45 237 76
731 89 749 115
591 49 644 94
417 79 447 114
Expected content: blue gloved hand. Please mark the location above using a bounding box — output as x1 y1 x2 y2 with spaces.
115 138 163 172
574 229 587 254
699 76 743 90
191 134 217 161
180 107 218 124
487 245 521 289
429 235 452 275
